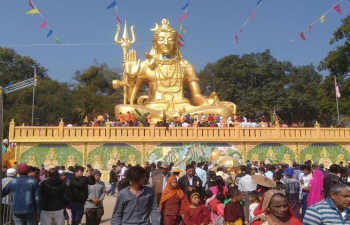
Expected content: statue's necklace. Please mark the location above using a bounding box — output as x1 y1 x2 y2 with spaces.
156 62 179 87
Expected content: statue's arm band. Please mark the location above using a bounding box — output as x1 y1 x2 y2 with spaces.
187 77 199 82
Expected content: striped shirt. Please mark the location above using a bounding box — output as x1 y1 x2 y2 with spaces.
303 197 350 224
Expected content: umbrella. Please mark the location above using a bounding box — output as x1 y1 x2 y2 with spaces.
215 156 240 168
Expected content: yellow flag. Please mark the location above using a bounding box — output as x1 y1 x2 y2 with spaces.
180 24 186 33
26 8 39 14
320 15 325 25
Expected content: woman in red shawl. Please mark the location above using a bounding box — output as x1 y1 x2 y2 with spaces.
251 190 301 225
159 176 184 225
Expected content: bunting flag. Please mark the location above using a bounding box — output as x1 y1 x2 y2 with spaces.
180 24 186 33
177 40 185 47
46 29 53 38
26 8 39 14
240 28 243 32
28 0 35 9
235 35 239 44
334 4 342 14
308 25 313 34
116 14 122 24
250 10 256 19
256 0 263 6
299 32 306 41
320 15 325 25
39 21 46 29
181 2 189 10
178 34 185 42
25 1 61 44
106 1 117 9
54 36 61 44
291 0 345 42
179 13 186 22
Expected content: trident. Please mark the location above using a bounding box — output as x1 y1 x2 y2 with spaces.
113 22 136 104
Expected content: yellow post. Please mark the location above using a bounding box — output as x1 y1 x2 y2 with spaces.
59 119 64 139
314 121 320 139
9 119 15 140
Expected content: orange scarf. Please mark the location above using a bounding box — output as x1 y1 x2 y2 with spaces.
159 176 184 207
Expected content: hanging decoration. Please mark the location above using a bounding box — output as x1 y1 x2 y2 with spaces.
178 1 190 47
106 0 122 25
25 0 61 45
233 0 264 44
292 0 346 41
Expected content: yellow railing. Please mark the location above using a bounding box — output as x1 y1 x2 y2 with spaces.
7 120 350 143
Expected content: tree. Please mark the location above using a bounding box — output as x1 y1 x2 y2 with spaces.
318 15 350 78
198 50 321 125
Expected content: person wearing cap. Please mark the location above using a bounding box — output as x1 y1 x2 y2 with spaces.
85 169 106 225
69 165 96 225
40 167 67 225
282 167 302 219
2 168 17 224
2 163 41 225
152 162 171 205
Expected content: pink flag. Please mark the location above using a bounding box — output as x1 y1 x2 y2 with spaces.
178 34 185 42
235 35 239 44
335 82 341 98
39 21 47 29
299 32 306 41
179 13 186 22
177 40 184 47
116 14 122 24
240 28 243 32
308 25 313 34
250 10 256 19
334 4 342 15
28 0 35 9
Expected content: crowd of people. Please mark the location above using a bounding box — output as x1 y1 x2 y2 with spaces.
2 159 350 225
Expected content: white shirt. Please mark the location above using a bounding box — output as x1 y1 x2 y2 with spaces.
195 167 207 188
119 167 128 181
238 175 257 191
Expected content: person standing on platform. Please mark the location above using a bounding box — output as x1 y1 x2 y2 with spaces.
85 170 106 225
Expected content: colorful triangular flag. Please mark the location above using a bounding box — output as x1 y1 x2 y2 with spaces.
235 35 239 44
179 13 186 22
256 0 263 6
178 34 185 42
308 25 313 34
116 14 122 24
106 1 117 9
177 40 184 47
180 24 186 33
181 2 189 10
320 15 325 25
39 21 47 29
250 10 256 19
46 29 53 38
28 0 35 9
26 8 39 14
299 32 306 41
333 4 342 15
54 36 61 44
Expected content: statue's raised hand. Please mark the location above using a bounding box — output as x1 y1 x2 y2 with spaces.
124 49 140 76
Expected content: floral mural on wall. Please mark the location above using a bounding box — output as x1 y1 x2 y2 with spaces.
147 143 243 169
247 143 295 166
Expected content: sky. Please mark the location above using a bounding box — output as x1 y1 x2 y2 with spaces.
1 0 349 83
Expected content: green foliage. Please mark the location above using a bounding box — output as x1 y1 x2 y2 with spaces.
198 50 322 124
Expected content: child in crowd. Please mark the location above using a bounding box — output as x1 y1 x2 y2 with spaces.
182 191 210 225
248 191 260 223
224 189 244 225
204 189 218 225
215 194 226 225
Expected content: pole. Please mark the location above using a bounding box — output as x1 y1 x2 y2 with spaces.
0 86 3 217
31 84 36 126
335 75 340 123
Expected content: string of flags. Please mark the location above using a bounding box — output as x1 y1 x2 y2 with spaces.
25 0 61 45
106 0 122 24
178 1 190 47
292 0 345 41
234 0 264 44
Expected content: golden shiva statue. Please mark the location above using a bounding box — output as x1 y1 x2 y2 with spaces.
113 19 236 121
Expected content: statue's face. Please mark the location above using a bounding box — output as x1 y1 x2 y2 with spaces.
156 32 176 55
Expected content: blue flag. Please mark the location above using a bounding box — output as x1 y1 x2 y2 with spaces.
181 2 189 10
46 29 53 38
107 1 117 9
256 0 263 6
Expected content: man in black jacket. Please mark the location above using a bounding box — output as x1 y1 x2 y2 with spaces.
69 166 96 225
177 164 203 199
40 168 67 225
106 165 117 196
